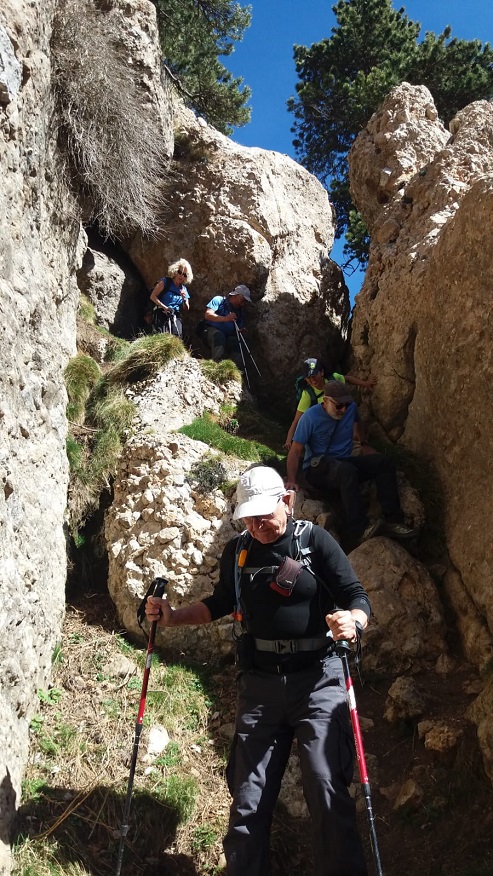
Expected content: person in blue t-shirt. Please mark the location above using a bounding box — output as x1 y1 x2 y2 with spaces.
149 258 192 338
203 285 251 371
286 380 418 545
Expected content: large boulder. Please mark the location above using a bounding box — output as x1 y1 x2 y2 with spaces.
127 105 350 405
348 538 447 675
349 85 493 674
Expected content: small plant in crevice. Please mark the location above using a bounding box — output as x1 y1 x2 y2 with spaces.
189 455 228 493
199 358 242 386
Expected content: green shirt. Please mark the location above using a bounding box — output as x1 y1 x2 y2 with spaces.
297 372 345 412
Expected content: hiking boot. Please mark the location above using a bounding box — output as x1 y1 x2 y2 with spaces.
360 519 383 543
383 521 419 540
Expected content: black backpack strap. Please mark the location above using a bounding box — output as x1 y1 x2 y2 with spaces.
307 385 318 407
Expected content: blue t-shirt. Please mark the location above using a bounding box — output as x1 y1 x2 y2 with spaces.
205 295 244 336
159 279 190 313
293 402 359 469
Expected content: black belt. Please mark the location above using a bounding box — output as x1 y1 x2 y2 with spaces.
254 636 331 655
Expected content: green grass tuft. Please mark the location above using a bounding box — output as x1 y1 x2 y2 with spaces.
64 354 101 424
179 413 282 465
199 359 242 385
77 294 95 324
106 333 185 385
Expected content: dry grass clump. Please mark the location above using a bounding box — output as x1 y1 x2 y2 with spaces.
51 0 170 239
105 333 185 385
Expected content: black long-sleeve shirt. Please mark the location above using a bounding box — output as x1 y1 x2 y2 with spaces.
203 520 370 670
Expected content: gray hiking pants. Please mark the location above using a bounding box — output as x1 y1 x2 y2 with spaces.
205 326 244 371
223 655 368 876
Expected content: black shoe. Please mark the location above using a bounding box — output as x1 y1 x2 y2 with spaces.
359 519 383 543
383 522 419 540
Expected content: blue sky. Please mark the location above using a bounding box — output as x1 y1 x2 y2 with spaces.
226 0 493 302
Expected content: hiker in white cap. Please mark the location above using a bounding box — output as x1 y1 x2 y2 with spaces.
146 464 370 876
203 285 252 372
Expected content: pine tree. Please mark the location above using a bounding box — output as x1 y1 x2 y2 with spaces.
289 0 493 266
153 0 252 135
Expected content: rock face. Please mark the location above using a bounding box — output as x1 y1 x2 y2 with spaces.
105 356 245 657
77 247 144 337
0 1 81 869
128 105 350 405
0 0 174 869
349 83 493 774
348 538 447 674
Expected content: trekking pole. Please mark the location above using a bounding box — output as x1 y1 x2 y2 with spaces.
236 325 262 378
335 637 384 876
234 321 252 391
115 576 168 876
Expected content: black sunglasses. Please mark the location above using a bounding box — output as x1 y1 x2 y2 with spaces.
324 397 350 411
177 269 188 278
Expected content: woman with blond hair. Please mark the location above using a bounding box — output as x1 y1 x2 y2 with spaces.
149 258 193 338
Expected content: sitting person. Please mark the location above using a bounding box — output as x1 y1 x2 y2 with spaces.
149 258 192 338
286 379 418 545
203 285 252 371
284 358 378 449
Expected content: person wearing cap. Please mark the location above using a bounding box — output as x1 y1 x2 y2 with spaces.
203 285 252 371
148 258 193 338
146 464 371 875
286 380 419 544
284 358 378 450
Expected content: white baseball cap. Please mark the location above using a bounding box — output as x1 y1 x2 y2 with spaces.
230 284 252 302
234 466 286 519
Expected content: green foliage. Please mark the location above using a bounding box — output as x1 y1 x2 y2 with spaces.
154 741 182 768
148 663 211 735
66 332 184 535
191 824 219 852
64 355 101 424
106 333 185 385
77 294 95 324
65 436 83 473
344 209 371 268
152 0 252 134
289 0 493 264
189 455 228 492
155 774 198 823
66 358 140 536
51 0 169 239
179 413 281 464
199 358 242 385
103 336 131 363
37 689 63 706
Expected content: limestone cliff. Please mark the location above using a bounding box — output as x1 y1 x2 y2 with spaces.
0 0 173 868
349 83 493 771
